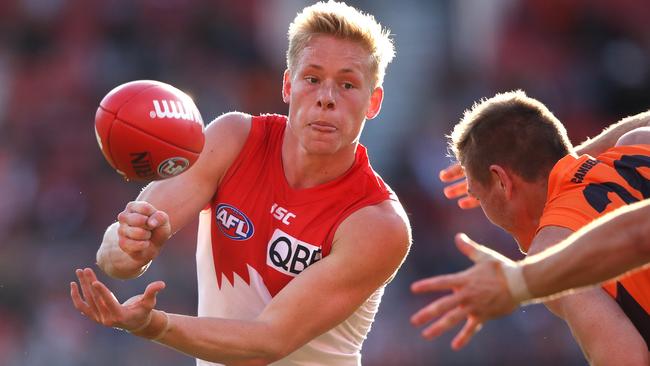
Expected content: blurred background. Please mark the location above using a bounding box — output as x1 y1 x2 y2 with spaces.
1 0 649 365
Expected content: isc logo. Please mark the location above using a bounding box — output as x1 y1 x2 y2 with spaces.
157 157 189 178
215 204 255 241
267 229 322 276
149 100 203 123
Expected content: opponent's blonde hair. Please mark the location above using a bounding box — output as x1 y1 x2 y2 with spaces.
287 1 395 88
449 90 572 185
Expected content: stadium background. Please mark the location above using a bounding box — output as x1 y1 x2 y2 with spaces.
1 0 649 365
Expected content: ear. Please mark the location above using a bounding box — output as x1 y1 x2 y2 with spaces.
365 86 384 119
282 69 291 104
489 165 514 199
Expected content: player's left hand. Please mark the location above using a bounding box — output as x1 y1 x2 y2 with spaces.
70 267 165 331
410 233 518 350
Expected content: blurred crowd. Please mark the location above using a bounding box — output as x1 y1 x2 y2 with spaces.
1 0 649 365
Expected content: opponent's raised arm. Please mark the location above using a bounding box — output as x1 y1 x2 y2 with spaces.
75 200 411 365
574 109 650 156
97 112 252 279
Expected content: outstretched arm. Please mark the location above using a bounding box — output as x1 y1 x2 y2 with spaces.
411 199 650 349
74 200 411 365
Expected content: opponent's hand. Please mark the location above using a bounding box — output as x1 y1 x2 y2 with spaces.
116 201 171 263
440 163 479 209
410 233 518 350
70 268 165 331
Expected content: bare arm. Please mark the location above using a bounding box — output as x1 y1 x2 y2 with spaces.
529 226 648 365
523 199 650 300
74 200 411 365
97 112 252 279
575 109 650 155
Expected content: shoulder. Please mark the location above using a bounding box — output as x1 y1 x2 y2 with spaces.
615 126 650 147
191 112 253 185
205 111 252 145
333 200 411 267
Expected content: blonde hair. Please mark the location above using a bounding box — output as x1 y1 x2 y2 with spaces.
449 90 572 185
287 1 395 88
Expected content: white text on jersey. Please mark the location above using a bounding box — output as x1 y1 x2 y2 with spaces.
270 203 296 225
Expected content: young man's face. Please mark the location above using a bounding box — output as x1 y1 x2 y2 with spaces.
283 35 383 156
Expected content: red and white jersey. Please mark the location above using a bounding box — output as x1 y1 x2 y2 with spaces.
196 114 396 365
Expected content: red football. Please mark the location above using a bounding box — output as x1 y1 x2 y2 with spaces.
95 80 205 181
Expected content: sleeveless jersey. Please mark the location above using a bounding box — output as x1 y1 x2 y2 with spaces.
195 114 396 365
537 144 650 344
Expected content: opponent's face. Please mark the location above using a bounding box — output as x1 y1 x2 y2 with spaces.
282 35 383 155
466 171 514 231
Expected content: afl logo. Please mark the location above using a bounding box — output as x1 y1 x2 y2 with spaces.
157 157 190 178
215 204 254 241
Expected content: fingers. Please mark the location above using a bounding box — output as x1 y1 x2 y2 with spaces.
421 306 468 340
454 233 479 262
92 281 123 314
439 163 464 182
443 180 468 199
75 268 100 317
117 225 152 241
147 210 169 230
140 281 166 309
411 293 463 327
451 316 482 350
457 196 480 209
70 281 93 315
454 233 505 263
411 274 464 294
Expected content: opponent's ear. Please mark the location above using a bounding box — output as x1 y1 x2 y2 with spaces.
282 69 291 104
366 86 384 119
489 165 513 199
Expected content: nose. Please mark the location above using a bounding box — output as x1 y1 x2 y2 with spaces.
316 82 335 110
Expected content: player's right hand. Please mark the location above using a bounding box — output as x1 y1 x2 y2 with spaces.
440 163 479 209
116 201 171 263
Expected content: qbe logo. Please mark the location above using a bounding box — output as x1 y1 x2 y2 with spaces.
267 229 322 276
215 204 254 241
157 157 189 178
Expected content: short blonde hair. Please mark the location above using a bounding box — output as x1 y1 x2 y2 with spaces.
449 90 572 185
287 1 395 88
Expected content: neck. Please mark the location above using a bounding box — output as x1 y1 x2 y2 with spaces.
281 130 358 190
510 179 549 252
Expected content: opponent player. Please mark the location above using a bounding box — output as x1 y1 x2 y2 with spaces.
70 2 411 365
412 91 650 364
410 197 650 349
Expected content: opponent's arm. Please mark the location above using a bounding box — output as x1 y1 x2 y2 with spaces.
523 199 650 300
575 109 650 156
97 112 252 279
74 200 411 365
530 226 648 365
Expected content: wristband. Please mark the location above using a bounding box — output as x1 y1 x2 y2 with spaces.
129 310 171 341
501 264 533 304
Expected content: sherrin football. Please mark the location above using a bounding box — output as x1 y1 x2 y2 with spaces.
95 80 205 181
